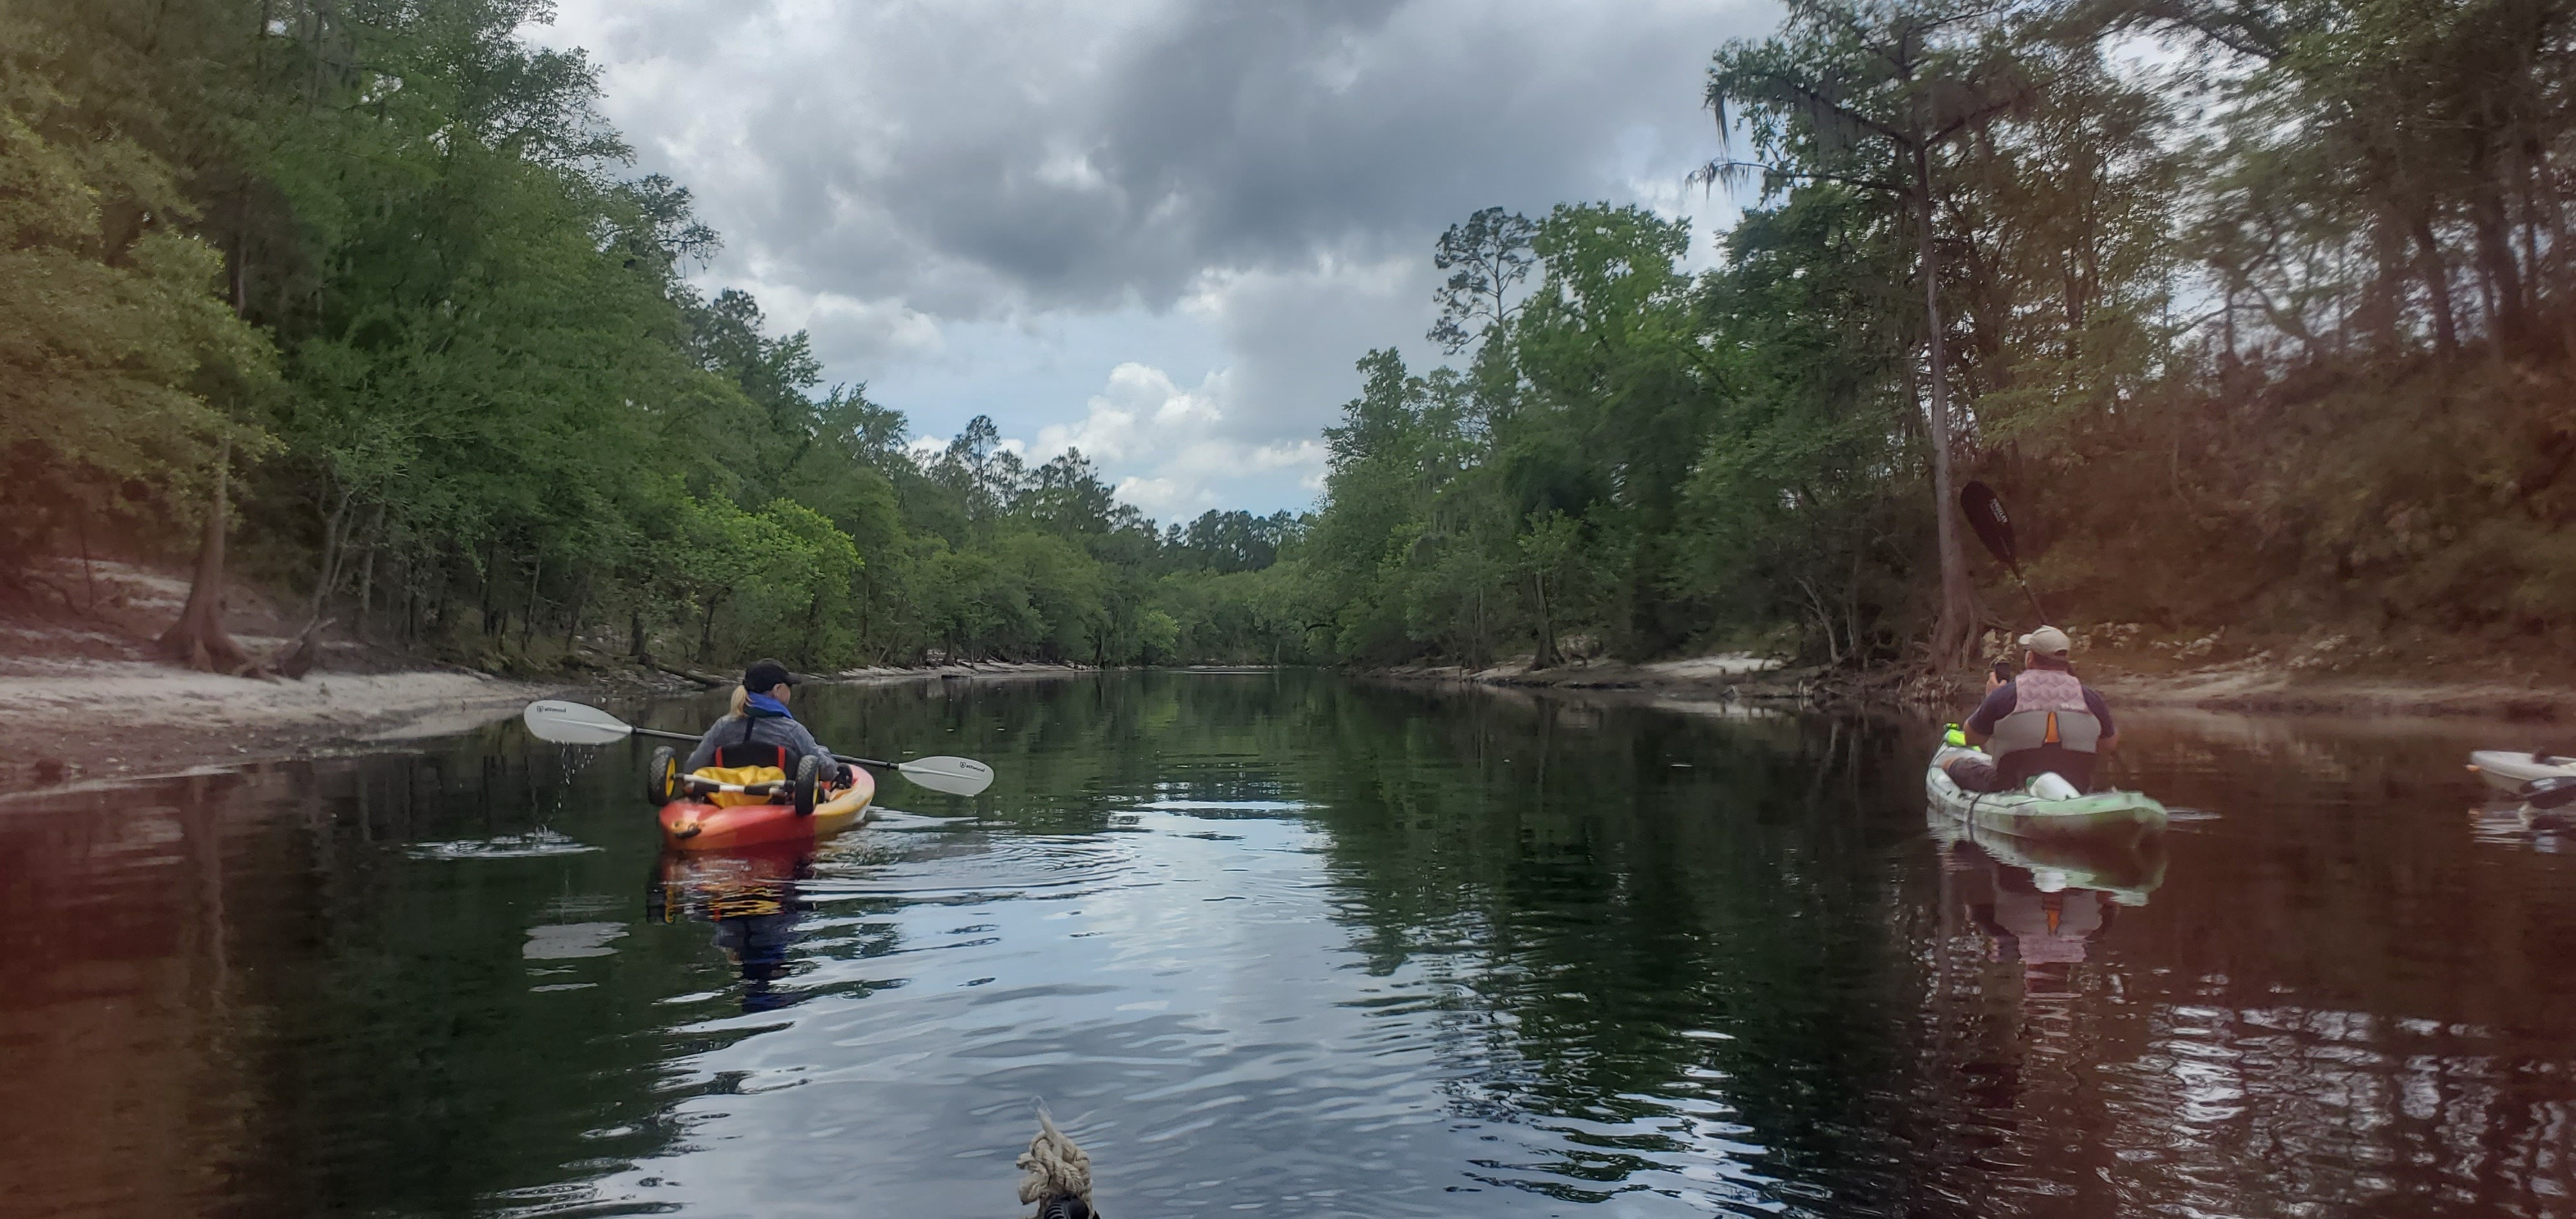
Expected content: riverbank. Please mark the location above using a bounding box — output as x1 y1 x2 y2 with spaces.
10 549 2566 801
1367 644 2576 721
0 658 559 795
0 560 1100 797
0 656 1105 797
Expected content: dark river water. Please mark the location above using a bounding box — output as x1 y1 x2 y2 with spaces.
7 671 2576 1218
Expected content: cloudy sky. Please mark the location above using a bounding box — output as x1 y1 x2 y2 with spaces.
532 0 1777 518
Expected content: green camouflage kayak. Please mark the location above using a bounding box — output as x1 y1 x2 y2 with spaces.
1928 744 2169 846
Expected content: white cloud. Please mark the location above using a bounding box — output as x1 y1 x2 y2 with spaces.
729 280 947 367
1026 363 1326 516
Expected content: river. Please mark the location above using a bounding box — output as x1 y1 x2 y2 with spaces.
5 671 2573 1217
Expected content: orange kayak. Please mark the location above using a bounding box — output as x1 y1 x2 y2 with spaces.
657 768 876 852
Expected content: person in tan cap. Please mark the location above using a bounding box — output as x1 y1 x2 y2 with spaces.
1943 626 2119 793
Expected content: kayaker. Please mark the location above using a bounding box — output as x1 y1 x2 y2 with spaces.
682 659 855 801
1943 626 2119 793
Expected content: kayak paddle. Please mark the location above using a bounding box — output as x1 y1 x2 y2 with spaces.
1958 480 2050 625
521 700 997 797
2522 774 2576 811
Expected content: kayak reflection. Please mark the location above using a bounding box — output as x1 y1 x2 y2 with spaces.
646 847 815 1012
1927 804 2167 912
1929 804 2167 985
1946 841 2117 965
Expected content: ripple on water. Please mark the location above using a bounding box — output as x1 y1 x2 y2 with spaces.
407 827 601 859
565 804 1827 1218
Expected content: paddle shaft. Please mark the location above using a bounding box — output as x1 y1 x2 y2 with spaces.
1996 556 2050 625
622 723 902 772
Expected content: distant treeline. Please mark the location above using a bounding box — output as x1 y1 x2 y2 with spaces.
1296 0 2576 669
8 0 2573 674
0 0 1306 669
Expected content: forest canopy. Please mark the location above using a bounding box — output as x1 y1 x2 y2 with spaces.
4 0 2571 673
0 0 1308 670
1291 0 2576 670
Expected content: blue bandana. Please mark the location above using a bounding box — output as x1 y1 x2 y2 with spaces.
745 692 796 719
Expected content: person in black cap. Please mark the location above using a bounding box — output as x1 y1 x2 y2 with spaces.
680 659 854 796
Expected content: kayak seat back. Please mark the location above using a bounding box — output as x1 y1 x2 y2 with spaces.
693 764 788 808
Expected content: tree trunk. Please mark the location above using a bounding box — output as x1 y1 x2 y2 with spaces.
562 573 590 652
2363 213 2407 353
158 440 254 673
75 502 96 614
2468 134 2530 345
2471 193 2529 346
352 502 384 642
478 536 503 638
308 484 353 621
518 553 543 651
2411 218 2460 358
1915 153 1975 670
1532 573 1560 668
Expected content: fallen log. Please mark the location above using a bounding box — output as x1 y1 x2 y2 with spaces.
650 661 729 688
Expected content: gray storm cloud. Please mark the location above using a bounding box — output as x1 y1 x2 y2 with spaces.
562 0 1757 310
542 0 1771 508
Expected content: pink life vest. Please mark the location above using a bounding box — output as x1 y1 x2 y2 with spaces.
1986 668 2102 757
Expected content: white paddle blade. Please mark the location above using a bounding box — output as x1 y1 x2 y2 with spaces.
896 755 995 797
522 700 636 746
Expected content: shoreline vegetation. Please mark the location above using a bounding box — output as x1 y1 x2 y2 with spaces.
10 578 2575 800
8 0 2576 737
4 636 2555 799
8 548 2576 800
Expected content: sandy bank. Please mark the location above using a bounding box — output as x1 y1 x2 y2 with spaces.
833 660 1094 683
0 626 1100 797
0 659 557 797
1363 648 2576 722
1366 653 1795 695
2091 668 2576 718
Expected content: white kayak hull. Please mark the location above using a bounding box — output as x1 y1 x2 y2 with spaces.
2468 750 2576 795
1927 745 2169 847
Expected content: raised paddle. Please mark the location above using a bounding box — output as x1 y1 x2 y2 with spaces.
1958 480 2050 625
521 700 997 797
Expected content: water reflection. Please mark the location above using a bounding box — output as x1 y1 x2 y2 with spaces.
648 847 815 1012
1929 807 2168 909
4 675 2576 1218
1938 836 2129 965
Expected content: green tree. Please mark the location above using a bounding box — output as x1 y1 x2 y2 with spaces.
1705 0 2032 666
1429 206 1538 355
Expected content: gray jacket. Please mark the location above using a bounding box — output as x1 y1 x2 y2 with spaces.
684 712 841 775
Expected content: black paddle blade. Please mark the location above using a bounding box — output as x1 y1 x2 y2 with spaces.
1959 480 2017 567
2524 774 2576 810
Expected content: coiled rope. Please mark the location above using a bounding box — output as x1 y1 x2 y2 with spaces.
1016 1110 1098 1218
